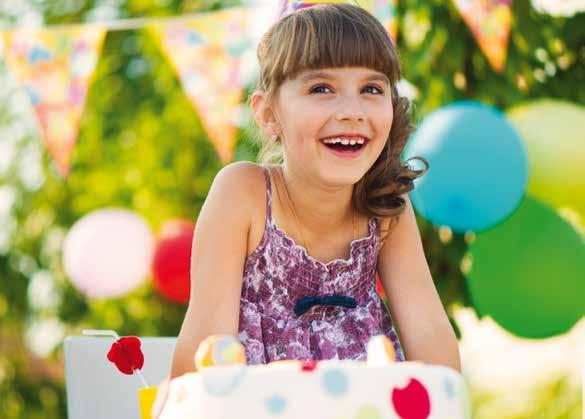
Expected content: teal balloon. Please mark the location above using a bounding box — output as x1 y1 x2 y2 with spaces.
404 101 528 233
467 196 585 338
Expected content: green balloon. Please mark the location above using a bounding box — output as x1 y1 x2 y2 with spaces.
507 100 585 223
467 196 585 338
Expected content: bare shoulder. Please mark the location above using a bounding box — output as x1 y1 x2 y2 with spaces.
209 161 266 211
213 160 264 188
206 161 268 247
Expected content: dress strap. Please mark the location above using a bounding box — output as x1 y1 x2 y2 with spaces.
260 164 274 227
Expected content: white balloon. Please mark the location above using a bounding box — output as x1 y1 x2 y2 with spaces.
63 208 154 298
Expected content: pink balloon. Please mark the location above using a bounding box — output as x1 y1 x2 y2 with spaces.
63 208 154 298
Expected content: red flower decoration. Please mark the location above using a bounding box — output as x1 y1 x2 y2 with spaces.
107 336 144 375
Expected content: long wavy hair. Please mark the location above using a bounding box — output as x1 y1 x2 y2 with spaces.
249 3 428 239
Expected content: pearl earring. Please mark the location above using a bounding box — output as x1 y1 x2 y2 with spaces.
271 134 278 141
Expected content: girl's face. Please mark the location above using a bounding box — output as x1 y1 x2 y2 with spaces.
274 66 393 186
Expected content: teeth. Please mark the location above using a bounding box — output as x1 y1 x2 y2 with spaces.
322 137 366 145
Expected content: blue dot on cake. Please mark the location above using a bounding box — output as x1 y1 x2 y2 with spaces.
443 376 456 399
202 366 247 397
323 369 349 397
265 394 287 414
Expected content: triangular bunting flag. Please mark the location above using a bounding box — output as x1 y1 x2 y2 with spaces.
3 25 106 176
453 0 512 73
150 8 250 164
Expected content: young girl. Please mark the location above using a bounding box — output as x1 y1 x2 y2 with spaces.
170 3 460 377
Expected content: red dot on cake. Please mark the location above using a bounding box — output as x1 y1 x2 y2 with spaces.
300 360 318 372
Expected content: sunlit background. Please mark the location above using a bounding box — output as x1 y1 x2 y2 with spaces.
0 0 583 418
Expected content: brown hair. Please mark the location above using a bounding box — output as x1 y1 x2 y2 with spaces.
250 3 428 241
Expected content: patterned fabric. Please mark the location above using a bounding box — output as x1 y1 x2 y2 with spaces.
237 164 405 363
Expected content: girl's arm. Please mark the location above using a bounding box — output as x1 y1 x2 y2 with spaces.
377 194 461 373
169 162 258 378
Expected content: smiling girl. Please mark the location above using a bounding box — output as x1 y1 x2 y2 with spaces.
170 3 460 377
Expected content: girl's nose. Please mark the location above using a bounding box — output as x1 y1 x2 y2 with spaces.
335 96 366 122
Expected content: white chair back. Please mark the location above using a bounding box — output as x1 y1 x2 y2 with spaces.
64 336 176 419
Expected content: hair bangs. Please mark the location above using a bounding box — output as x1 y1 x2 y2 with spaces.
263 4 401 87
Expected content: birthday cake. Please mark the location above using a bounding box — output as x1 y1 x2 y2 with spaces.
157 335 472 419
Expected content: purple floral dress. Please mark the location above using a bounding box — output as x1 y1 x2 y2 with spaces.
237 164 405 364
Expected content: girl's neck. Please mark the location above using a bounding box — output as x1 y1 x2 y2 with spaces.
278 163 355 234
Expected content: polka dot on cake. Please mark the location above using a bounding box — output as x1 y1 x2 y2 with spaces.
265 394 287 415
301 360 318 372
323 369 348 397
443 376 456 399
202 366 247 397
355 404 381 419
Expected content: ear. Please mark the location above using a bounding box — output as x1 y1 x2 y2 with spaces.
250 90 280 137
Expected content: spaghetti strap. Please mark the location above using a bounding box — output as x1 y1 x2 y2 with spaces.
259 164 274 227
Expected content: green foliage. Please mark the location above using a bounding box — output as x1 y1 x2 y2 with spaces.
398 0 584 115
0 0 583 418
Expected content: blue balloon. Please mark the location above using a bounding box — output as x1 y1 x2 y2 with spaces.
404 101 528 233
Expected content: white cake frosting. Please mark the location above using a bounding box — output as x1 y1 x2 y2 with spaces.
158 359 471 419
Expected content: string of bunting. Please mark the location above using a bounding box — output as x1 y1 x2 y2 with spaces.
0 0 525 176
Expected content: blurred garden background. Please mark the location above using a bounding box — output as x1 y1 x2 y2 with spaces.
0 0 583 418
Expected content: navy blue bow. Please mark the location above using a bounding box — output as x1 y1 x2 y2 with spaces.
294 295 357 317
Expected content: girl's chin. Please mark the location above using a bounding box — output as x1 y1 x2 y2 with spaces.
318 167 368 186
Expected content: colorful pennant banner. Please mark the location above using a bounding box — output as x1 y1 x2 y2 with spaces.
0 2 527 172
3 25 106 176
453 0 512 73
150 8 250 164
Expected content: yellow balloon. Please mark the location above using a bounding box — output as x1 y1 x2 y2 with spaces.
507 100 585 221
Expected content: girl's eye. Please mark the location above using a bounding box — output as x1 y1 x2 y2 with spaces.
310 84 332 94
309 84 384 94
363 85 384 94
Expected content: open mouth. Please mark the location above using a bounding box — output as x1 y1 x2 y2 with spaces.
320 137 368 154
